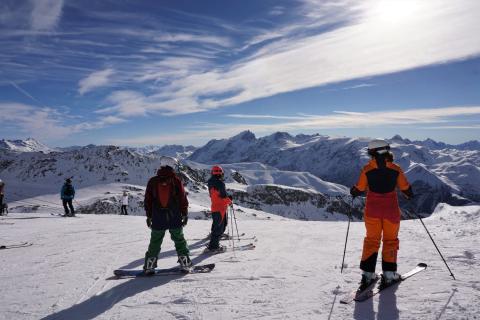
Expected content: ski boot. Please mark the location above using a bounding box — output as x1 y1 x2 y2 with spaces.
380 271 401 288
203 245 226 254
219 233 230 240
143 257 158 276
359 271 377 291
178 256 193 273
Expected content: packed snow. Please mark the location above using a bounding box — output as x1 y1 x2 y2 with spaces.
0 203 478 319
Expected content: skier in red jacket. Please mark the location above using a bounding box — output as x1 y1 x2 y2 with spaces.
206 165 232 252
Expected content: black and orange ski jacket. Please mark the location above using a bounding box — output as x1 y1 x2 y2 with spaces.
354 158 411 223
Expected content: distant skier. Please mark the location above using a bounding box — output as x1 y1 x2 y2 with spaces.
206 165 232 252
0 179 5 215
143 156 191 274
121 191 129 215
350 139 413 287
60 178 75 217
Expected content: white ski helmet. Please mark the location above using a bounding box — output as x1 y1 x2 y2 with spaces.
159 156 178 169
368 139 390 156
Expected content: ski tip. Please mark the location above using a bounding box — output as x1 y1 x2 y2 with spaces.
417 263 427 269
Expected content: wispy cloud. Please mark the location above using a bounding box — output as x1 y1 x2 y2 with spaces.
8 80 43 105
225 106 480 129
111 105 480 146
341 83 375 90
30 0 64 30
78 68 115 95
155 33 232 47
421 125 480 129
269 6 286 16
98 0 480 119
0 103 125 140
227 114 308 120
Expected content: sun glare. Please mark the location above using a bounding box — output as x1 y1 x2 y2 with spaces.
372 0 420 24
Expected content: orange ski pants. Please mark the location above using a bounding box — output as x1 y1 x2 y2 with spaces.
360 215 400 272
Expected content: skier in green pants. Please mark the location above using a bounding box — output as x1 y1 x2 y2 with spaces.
143 156 191 274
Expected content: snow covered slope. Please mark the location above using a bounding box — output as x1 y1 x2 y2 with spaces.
0 203 478 319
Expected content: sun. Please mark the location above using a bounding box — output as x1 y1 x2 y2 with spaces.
372 0 420 24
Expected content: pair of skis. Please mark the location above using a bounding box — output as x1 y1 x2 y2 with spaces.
340 263 427 304
188 233 256 241
199 242 256 254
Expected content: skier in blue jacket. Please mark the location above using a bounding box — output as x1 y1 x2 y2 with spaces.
61 178 75 217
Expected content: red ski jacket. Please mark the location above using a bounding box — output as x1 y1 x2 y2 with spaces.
208 176 231 218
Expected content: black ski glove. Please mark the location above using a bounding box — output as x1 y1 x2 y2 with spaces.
350 186 362 198
146 217 152 228
402 186 414 200
228 195 233 200
181 215 188 227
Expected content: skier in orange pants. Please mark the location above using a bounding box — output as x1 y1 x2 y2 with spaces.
350 139 413 287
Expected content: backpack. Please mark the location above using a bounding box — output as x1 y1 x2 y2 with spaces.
156 175 178 209
64 184 74 197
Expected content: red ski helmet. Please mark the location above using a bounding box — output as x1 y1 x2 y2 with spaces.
211 165 224 176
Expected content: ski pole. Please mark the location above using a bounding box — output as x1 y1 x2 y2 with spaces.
340 197 354 273
407 209 456 280
229 207 236 255
231 205 241 241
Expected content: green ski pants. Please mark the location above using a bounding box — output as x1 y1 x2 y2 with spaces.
144 228 189 267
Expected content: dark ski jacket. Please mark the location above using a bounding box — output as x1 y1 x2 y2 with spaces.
144 167 188 230
61 183 75 200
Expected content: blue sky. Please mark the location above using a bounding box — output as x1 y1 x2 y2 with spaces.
0 0 479 147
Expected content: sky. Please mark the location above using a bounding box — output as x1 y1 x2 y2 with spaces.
0 0 479 147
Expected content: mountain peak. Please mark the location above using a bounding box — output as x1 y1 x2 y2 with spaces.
270 132 293 140
231 130 256 142
0 138 53 153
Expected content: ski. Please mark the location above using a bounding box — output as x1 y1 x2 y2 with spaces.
222 235 257 241
0 242 32 250
355 263 427 302
113 263 215 278
199 243 256 255
188 233 247 241
340 274 380 304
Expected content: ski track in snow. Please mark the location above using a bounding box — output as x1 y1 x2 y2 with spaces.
0 203 479 319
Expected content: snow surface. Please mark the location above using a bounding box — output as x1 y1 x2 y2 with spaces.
0 203 478 319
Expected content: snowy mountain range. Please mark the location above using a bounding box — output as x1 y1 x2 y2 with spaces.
0 143 353 220
131 144 197 159
1 133 478 218
188 131 480 213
